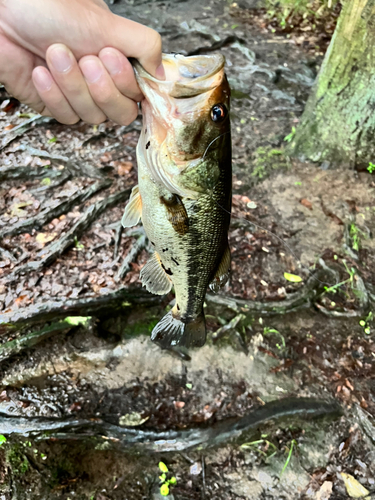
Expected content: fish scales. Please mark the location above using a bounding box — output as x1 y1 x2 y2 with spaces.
123 53 232 349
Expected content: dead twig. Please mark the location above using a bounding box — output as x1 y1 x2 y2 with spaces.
212 314 246 341
201 455 206 499
113 222 123 259
116 233 147 281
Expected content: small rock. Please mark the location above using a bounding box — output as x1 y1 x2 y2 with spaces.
190 462 202 475
316 481 333 500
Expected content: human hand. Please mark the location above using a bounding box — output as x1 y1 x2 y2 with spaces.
0 0 164 125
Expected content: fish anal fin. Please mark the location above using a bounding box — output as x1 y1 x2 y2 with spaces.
122 185 142 228
140 252 172 296
209 244 231 293
151 309 206 348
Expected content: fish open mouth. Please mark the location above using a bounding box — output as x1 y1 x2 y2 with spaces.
132 53 225 98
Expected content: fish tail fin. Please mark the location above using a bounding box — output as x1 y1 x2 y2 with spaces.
151 309 206 349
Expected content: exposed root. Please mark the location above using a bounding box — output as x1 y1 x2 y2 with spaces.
0 179 111 238
6 188 131 283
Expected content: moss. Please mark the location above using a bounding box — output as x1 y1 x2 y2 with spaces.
290 0 375 168
121 313 159 339
6 443 29 477
251 146 289 180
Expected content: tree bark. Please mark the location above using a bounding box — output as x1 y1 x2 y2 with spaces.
289 0 375 168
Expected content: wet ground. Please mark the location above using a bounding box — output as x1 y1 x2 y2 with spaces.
0 0 374 499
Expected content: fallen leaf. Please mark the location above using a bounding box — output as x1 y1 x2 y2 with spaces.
300 198 313 210
10 201 33 217
340 472 370 498
119 412 149 427
35 232 57 246
4 124 15 131
284 272 303 283
115 160 133 176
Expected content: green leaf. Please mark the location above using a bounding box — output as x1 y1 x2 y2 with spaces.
359 320 366 327
64 316 91 327
169 477 177 485
284 126 296 143
280 439 296 476
159 474 166 481
160 483 169 496
48 137 57 143
74 236 85 250
0 435 6 446
158 462 169 473
284 272 303 283
40 177 51 186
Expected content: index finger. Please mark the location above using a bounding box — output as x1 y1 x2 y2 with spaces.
98 15 165 80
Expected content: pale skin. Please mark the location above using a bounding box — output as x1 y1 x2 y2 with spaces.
0 0 165 125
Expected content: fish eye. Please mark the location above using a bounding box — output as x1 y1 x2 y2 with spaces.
210 104 227 123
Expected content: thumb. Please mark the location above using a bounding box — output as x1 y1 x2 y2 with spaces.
99 14 165 80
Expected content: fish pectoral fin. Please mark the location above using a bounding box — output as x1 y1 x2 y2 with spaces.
140 252 173 295
151 309 206 349
209 244 231 293
160 193 189 236
122 185 142 228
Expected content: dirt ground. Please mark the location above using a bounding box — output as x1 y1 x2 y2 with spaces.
0 0 374 499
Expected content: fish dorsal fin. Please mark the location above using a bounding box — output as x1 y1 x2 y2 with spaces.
122 185 142 228
209 244 231 293
140 252 173 295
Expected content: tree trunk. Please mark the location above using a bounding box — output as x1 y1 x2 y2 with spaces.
289 0 375 169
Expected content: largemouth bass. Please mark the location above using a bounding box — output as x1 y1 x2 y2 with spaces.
122 53 232 349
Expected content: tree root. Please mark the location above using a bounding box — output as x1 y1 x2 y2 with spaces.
0 397 341 453
0 320 73 362
0 179 111 238
314 304 363 318
0 165 64 182
206 268 336 315
6 188 131 283
0 286 159 334
0 115 53 151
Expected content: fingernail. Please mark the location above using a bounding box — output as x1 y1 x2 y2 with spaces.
156 63 166 81
49 45 73 73
100 50 122 76
33 68 53 92
80 59 103 84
